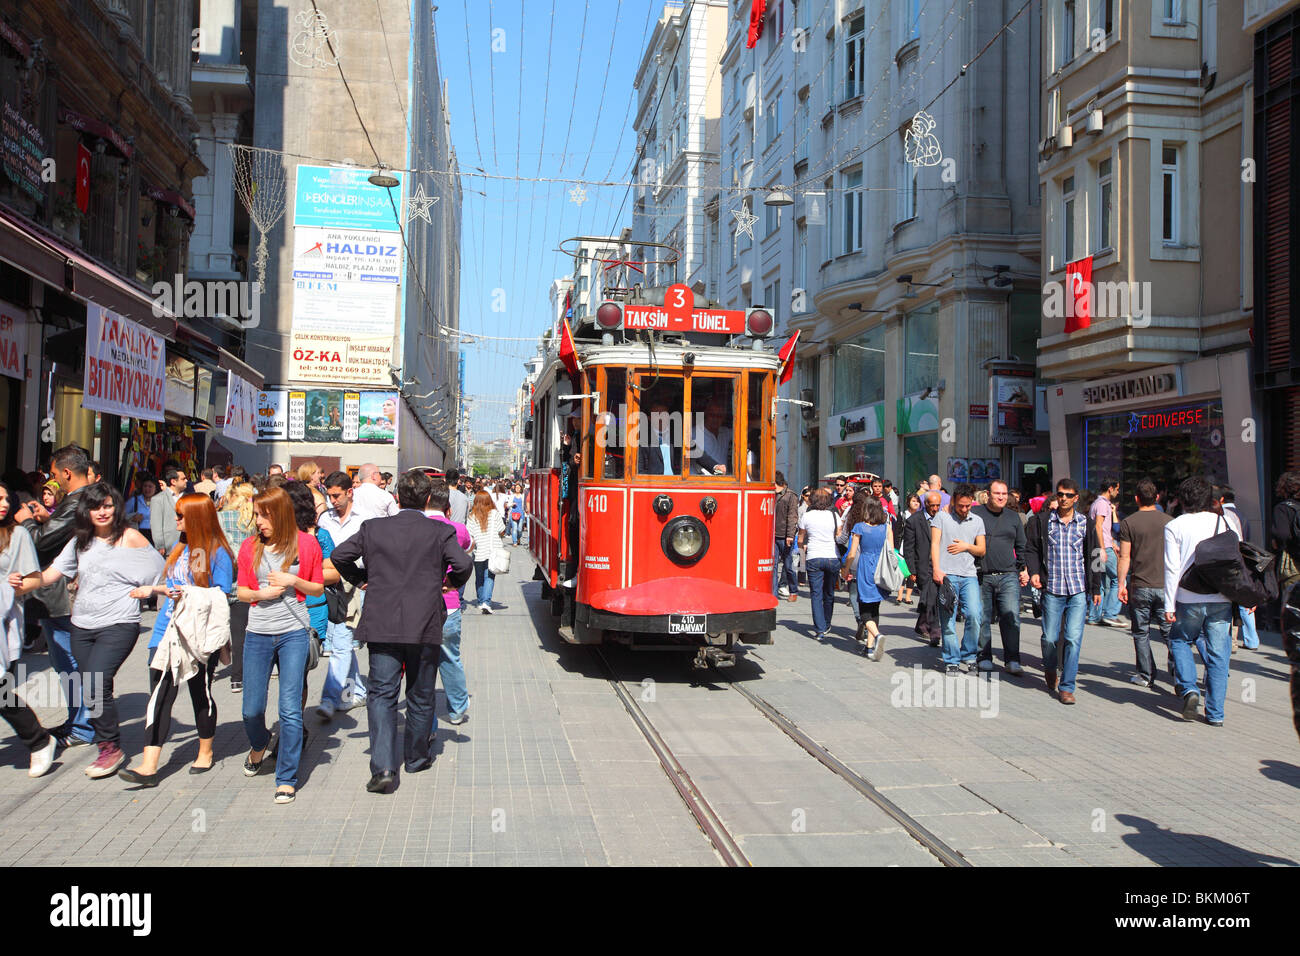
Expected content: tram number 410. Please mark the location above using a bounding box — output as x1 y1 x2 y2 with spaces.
759 497 774 515
669 614 708 634
586 494 608 513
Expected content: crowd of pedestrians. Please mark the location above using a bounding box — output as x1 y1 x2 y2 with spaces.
778 468 1300 727
0 448 523 794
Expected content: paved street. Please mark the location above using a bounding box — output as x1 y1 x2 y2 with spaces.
2 552 1297 867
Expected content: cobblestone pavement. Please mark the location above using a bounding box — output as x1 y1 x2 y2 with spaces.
1 552 1296 867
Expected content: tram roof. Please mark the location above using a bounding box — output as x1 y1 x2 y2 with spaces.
540 342 781 377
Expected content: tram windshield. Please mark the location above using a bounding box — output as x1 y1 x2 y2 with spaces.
632 372 738 478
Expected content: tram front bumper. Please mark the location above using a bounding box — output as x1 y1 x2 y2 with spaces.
582 577 777 637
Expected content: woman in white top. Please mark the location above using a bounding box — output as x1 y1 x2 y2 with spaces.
0 480 59 777
468 491 505 613
797 488 842 639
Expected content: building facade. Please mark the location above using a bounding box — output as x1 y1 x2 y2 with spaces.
246 0 460 476
0 0 262 481
1037 0 1266 535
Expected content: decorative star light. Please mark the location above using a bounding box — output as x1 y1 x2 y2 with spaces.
904 109 943 167
732 206 759 240
405 183 438 224
569 186 588 205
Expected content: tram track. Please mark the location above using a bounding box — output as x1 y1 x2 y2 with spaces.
593 647 971 868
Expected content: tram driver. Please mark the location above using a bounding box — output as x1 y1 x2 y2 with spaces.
637 397 724 476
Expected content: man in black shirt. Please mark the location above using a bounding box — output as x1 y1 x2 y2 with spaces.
973 479 1028 674
904 492 942 646
1117 477 1173 689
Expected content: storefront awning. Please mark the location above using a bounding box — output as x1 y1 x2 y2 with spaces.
0 204 262 388
56 107 133 161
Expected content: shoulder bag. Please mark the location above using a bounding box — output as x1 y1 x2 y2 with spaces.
1278 502 1300 589
268 553 323 670
489 526 511 575
874 527 904 592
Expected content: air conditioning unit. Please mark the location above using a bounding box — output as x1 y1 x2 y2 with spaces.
1057 124 1074 148
1086 108 1104 134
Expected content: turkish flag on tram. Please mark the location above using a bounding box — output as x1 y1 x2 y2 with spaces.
746 0 767 48
777 329 800 386
76 143 91 214
558 316 582 379
1064 255 1093 334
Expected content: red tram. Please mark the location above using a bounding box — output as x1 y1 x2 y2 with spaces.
526 284 781 667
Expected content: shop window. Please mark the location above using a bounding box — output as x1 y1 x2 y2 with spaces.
903 432 938 498
833 324 885 412
904 305 939 396
832 440 884 476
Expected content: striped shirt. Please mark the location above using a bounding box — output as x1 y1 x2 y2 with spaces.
467 509 504 561
1045 510 1088 596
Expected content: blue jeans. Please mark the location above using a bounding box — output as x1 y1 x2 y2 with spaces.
439 609 468 719
241 628 310 789
475 560 495 606
1170 602 1233 722
320 620 366 707
940 574 982 667
42 616 94 742
1090 550 1120 621
805 558 839 635
1240 606 1259 649
367 641 440 775
510 516 522 545
773 539 797 595
1041 591 1087 693
1128 586 1172 684
978 572 1022 664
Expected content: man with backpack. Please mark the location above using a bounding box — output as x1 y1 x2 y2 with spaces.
1163 476 1248 726
1273 472 1300 741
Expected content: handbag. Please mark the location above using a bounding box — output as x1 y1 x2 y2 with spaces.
489 539 511 575
1278 502 1300 588
875 534 904 592
1180 514 1276 607
324 580 355 625
275 561 323 671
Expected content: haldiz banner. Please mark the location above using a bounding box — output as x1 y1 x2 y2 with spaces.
0 299 27 380
83 305 165 421
223 370 258 445
289 165 403 386
254 388 398 444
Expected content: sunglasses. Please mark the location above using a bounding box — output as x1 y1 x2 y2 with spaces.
1056 491 1078 498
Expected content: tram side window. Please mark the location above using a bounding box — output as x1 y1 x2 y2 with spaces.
747 371 767 481
635 376 686 477
599 369 626 478
689 377 736 476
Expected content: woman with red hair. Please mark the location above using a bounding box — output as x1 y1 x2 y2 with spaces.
235 486 323 804
119 493 234 786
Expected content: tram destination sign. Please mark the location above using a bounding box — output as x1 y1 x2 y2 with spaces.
622 283 748 335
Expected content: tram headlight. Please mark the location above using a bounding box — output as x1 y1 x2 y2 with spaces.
661 516 710 566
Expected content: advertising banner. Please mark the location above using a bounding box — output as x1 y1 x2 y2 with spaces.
989 369 1037 446
224 370 258 444
84 305 165 421
1 99 45 203
256 389 287 441
289 165 404 385
256 388 398 444
0 299 26 380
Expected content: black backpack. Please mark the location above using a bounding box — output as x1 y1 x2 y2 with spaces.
1181 514 1277 607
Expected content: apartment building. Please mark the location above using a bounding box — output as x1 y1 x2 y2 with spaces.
631 0 728 293
716 0 1042 493
1037 0 1266 534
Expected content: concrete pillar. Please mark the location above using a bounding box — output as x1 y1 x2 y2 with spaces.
963 292 1005 465
1219 350 1264 543
190 113 240 276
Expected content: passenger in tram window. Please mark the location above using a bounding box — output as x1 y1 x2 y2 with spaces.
595 411 623 479
637 399 683 476
693 391 734 475
747 428 761 480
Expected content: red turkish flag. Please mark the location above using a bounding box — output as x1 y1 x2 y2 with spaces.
76 143 91 214
558 316 582 379
746 0 767 48
777 329 799 386
1064 255 1093 334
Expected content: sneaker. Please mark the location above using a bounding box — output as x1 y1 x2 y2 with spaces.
1005 661 1024 676
1206 718 1224 727
870 636 886 662
483 604 495 614
1129 674 1153 686
339 695 365 711
84 743 125 779
315 700 337 722
28 735 57 778
1181 692 1200 720
446 711 469 726
959 660 975 673
1103 617 1128 628
977 659 995 673
54 730 92 749
230 680 243 694
777 586 790 598
274 788 296 804
945 664 961 676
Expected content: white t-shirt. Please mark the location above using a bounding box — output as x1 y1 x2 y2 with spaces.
798 510 839 561
1164 510 1240 608
351 481 399 521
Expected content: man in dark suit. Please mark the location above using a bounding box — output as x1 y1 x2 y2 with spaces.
635 399 723 476
328 469 473 794
904 491 942 646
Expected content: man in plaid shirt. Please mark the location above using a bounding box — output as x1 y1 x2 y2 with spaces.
1024 478 1102 704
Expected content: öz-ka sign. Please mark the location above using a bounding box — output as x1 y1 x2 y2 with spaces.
83 305 166 421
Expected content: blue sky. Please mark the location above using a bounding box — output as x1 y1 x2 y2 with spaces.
436 1 660 446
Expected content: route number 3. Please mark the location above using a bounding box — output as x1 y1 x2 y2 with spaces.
670 287 688 309
587 494 608 513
